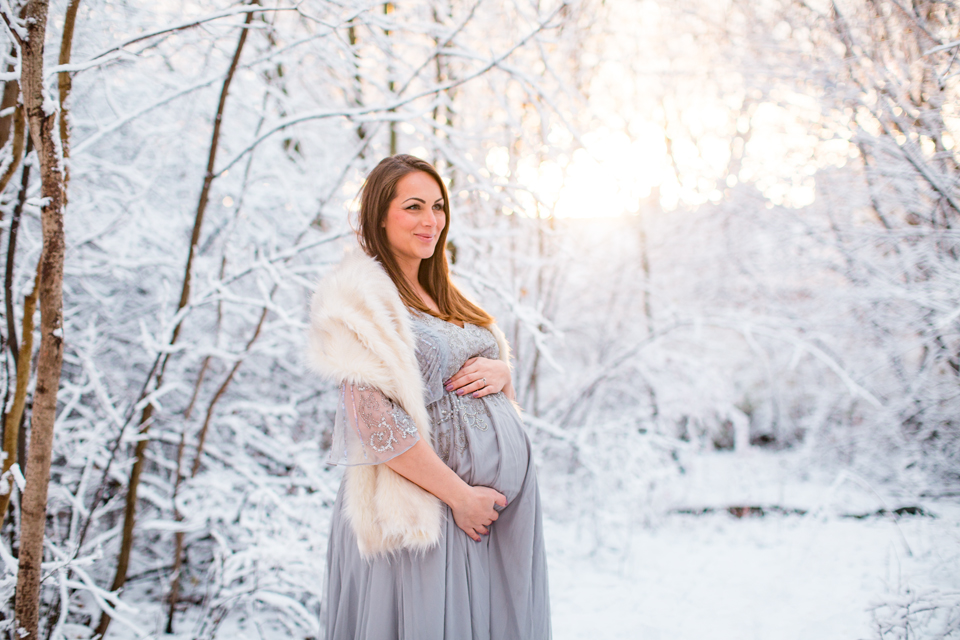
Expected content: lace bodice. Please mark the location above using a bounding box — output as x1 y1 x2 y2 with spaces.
326 309 502 466
410 310 500 402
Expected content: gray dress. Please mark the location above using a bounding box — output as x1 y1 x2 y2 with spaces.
322 309 551 639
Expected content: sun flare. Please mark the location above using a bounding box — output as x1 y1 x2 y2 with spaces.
486 124 672 219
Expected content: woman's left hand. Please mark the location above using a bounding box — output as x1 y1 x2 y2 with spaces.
444 357 512 399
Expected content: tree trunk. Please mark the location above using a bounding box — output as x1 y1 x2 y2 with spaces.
347 20 366 147
0 43 19 150
0 270 38 521
5 134 32 367
384 2 397 154
57 0 81 196
0 105 25 196
12 0 67 638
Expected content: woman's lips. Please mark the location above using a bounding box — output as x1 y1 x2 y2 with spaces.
415 234 435 242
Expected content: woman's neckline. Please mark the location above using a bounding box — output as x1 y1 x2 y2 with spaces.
411 308 466 329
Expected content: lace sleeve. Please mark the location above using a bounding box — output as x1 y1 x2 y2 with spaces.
326 382 421 466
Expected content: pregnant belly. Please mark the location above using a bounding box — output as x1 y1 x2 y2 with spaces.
445 392 529 505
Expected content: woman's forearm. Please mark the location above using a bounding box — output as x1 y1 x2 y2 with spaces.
384 438 469 509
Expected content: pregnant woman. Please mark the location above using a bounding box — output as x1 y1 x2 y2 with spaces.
308 154 551 639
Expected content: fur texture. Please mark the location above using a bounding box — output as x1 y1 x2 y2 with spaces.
307 248 513 557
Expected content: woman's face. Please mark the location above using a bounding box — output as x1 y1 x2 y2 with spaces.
382 170 446 269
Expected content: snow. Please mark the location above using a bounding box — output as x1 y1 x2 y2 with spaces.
25 196 52 209
546 452 960 640
548 513 936 639
10 464 25 492
42 95 57 117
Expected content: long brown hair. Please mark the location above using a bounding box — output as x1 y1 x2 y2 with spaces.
356 154 494 327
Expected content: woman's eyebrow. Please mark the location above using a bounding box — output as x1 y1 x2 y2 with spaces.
401 197 444 204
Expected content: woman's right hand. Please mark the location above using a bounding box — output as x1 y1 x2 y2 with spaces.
382 439 507 542
451 485 507 542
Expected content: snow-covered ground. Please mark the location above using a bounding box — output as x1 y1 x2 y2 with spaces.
547 452 960 640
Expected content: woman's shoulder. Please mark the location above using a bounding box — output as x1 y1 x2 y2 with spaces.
307 248 418 384
310 248 397 319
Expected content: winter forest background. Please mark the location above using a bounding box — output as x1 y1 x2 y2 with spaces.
0 0 956 638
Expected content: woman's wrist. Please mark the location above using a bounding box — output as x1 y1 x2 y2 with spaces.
432 468 479 516
444 479 472 512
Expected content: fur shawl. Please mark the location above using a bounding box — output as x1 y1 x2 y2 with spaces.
307 248 513 557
